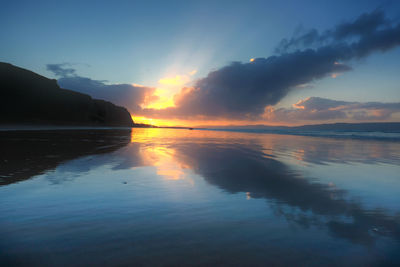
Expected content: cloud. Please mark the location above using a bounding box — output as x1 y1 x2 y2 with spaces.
46 64 157 113
46 63 76 77
47 10 400 123
263 97 400 122
140 9 400 120
275 9 392 54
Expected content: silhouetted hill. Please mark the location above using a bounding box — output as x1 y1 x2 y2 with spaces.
0 62 134 126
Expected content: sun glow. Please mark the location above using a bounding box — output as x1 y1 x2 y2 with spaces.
132 68 298 127
145 88 176 109
142 69 198 110
158 75 190 86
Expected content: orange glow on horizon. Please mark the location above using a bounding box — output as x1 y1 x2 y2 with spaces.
132 115 288 127
132 114 400 128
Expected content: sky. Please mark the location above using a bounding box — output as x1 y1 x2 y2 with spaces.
1 0 400 126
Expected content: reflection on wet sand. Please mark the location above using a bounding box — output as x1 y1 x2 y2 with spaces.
0 130 131 185
129 129 400 245
140 146 190 180
131 128 400 165
255 133 400 165
172 143 400 245
1 128 399 257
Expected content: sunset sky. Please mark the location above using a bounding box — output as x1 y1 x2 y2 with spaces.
1 0 400 126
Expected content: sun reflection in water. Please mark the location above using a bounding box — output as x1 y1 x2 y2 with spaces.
129 127 400 179
142 146 190 180
130 129 192 181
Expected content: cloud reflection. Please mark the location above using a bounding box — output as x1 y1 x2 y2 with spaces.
3 128 399 246
128 129 400 245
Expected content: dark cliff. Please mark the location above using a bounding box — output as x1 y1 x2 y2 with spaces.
0 62 134 126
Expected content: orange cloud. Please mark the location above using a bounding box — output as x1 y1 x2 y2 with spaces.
189 69 197 76
292 97 310 109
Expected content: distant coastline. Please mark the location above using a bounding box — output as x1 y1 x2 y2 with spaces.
199 122 400 141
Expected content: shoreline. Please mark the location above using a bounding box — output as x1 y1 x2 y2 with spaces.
1 124 399 141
